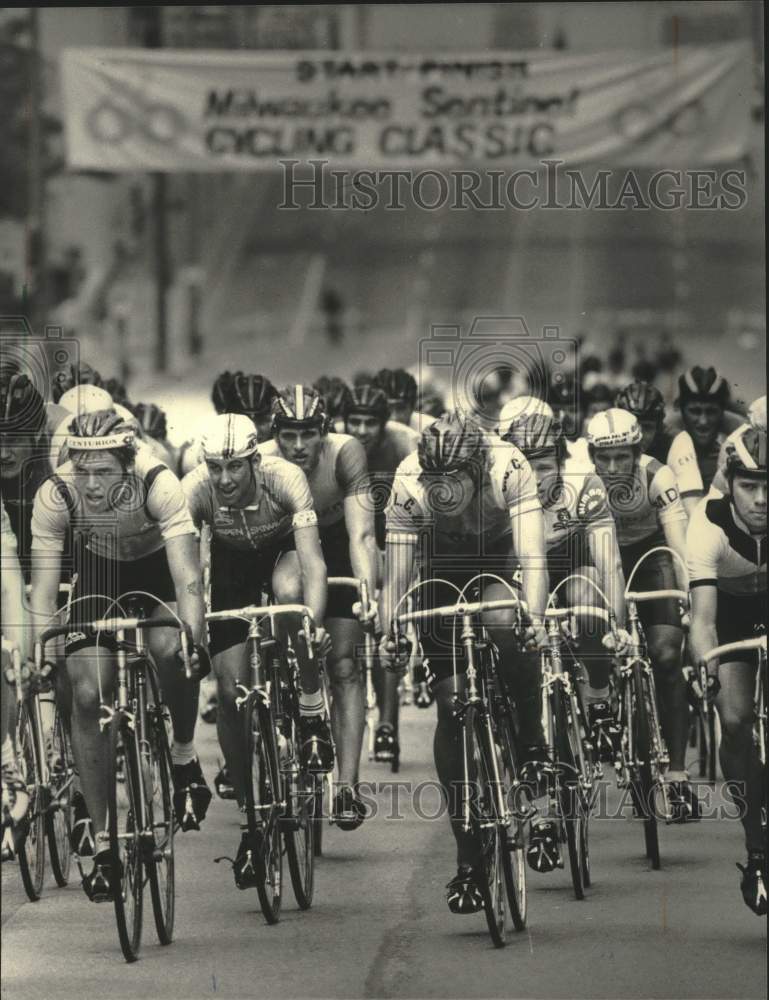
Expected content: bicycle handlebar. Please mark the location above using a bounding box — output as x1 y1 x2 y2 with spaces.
205 603 313 623
395 596 526 626
327 576 361 592
702 636 767 665
625 589 689 604
545 605 614 625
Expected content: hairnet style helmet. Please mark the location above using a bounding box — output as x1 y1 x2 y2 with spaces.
676 366 730 408
343 384 390 423
417 413 486 474
51 362 103 403
0 373 46 434
504 413 567 461
586 408 643 449
373 368 418 407
497 396 554 438
200 413 260 461
230 373 277 420
724 425 767 480
747 395 767 433
211 371 235 414
131 402 168 441
314 376 352 419
272 385 327 431
615 381 666 422
66 409 137 463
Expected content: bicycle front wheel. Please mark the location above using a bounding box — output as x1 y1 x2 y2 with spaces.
466 705 508 948
108 713 144 963
145 669 175 945
284 768 316 910
46 704 74 887
553 685 588 901
493 691 527 930
629 663 661 870
16 701 46 901
243 692 283 924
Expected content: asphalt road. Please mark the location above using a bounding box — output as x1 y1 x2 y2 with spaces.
2 707 766 1000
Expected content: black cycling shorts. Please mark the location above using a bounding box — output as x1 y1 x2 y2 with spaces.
620 538 681 630
66 542 176 653
208 535 295 655
320 519 358 620
716 590 767 648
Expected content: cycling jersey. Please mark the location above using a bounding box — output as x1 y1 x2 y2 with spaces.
31 447 195 562
543 469 613 551
183 453 317 552
666 430 726 499
687 496 766 597
385 439 540 554
605 454 687 549
259 433 368 528
1 446 53 579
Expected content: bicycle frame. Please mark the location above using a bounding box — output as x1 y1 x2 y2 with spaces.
704 636 768 767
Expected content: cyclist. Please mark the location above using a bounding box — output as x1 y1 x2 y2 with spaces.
29 410 211 902
667 367 737 517
130 401 178 470
1 498 30 859
179 372 277 477
586 409 696 818
341 383 419 761
615 381 673 464
710 395 766 497
0 373 52 579
183 412 333 886
504 414 627 776
379 413 549 913
260 385 379 829
688 425 767 916
314 376 353 431
373 368 436 433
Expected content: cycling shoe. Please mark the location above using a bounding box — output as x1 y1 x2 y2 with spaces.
373 724 399 764
526 819 562 873
737 852 767 916
70 790 95 857
82 849 122 903
214 765 236 801
172 758 212 832
446 864 485 914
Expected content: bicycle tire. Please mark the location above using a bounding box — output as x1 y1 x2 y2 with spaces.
243 691 283 924
707 706 718 783
553 685 587 901
491 687 527 930
16 701 46 901
282 688 315 910
466 705 507 948
145 667 175 945
107 712 144 963
629 663 661 870
46 705 74 887
312 778 325 857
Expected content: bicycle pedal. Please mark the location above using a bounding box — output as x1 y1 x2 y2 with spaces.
1 825 15 862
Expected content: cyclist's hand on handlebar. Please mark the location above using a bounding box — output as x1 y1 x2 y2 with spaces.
523 624 549 651
378 632 411 674
313 626 333 659
352 598 380 634
602 628 631 655
179 643 211 681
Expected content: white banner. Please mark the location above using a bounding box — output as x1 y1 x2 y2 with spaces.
60 44 752 172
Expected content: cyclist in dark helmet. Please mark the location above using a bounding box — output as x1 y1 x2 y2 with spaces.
229 372 278 442
314 375 353 429
380 412 549 914
50 362 103 404
211 371 236 415
615 381 671 461
373 367 436 433
130 401 177 469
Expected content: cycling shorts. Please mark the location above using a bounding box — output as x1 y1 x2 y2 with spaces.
716 590 767 648
320 518 358 620
66 542 176 653
208 535 295 655
620 537 681 630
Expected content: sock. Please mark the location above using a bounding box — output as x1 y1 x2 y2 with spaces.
299 693 324 717
171 740 197 766
585 685 610 704
2 736 15 771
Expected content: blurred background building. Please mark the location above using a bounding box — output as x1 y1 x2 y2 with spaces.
0 3 764 436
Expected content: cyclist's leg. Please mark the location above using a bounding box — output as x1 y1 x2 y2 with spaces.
326 616 365 786
148 604 200 745
432 673 479 865
563 567 612 695
715 658 763 852
645 623 687 774
271 550 322 699
211 641 248 805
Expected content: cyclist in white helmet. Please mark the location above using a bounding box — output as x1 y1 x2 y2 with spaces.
586 408 697 820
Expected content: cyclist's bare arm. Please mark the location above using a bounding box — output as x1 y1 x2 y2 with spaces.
165 534 206 646
339 438 379 609
587 521 626 625
380 534 417 634
662 518 688 584
510 506 548 629
689 584 719 667
1 525 27 657
29 557 62 647
293 523 328 625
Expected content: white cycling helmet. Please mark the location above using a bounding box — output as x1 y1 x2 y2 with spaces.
497 396 554 438
200 413 259 461
748 394 767 432
58 384 114 415
586 408 642 449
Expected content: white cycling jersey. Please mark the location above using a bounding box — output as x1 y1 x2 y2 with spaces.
687 495 766 596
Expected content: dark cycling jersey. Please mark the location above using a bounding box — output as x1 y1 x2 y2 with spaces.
687 496 766 597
